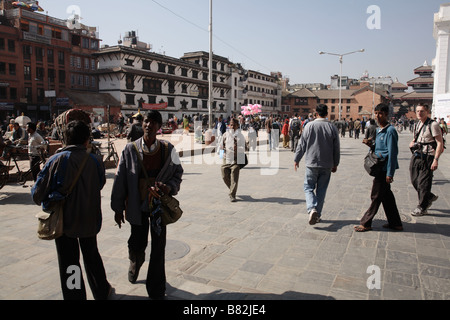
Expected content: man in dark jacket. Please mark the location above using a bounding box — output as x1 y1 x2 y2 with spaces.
112 110 183 299
32 120 111 300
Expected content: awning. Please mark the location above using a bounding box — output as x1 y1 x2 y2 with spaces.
142 102 168 110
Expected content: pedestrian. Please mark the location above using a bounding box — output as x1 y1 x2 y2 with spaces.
355 104 403 232
364 119 377 144
409 104 444 217
282 119 290 148
294 105 340 225
348 118 354 138
221 117 246 202
127 113 144 142
31 120 112 300
289 116 301 152
26 122 46 181
265 115 273 150
354 118 361 139
183 115 190 135
111 110 183 299
439 118 448 147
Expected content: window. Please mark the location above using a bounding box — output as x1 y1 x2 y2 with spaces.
125 59 134 67
0 87 7 99
24 65 31 80
182 84 187 94
23 45 32 59
58 51 65 65
192 70 198 79
10 88 17 99
47 49 54 64
9 63 16 76
48 69 55 83
191 99 198 109
0 38 4 50
157 63 166 73
82 38 89 49
346 106 351 113
91 59 96 71
181 68 188 77
59 70 66 84
126 74 135 90
37 88 45 102
91 40 99 50
168 97 175 107
36 47 44 62
142 60 151 70
8 39 15 52
125 94 135 105
168 65 175 75
36 67 44 80
143 79 162 94
84 58 89 70
168 80 175 94
0 62 5 75
25 87 32 102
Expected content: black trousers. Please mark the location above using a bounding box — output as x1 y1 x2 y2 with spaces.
30 155 41 181
55 234 110 300
410 155 436 210
360 172 402 228
128 212 167 298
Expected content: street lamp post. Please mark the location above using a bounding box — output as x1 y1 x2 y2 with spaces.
319 49 365 121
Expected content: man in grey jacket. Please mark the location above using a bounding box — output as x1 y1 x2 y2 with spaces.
294 105 340 225
111 110 183 299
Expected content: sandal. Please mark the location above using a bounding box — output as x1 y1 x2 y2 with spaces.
382 224 403 231
354 225 372 232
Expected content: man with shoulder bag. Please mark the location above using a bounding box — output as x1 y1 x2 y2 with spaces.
32 120 112 300
409 104 444 217
355 104 403 232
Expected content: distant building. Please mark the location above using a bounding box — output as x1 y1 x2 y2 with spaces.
0 1 118 122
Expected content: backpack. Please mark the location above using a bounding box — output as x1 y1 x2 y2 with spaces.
290 120 301 137
271 122 280 131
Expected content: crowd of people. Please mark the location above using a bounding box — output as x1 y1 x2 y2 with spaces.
0 104 447 300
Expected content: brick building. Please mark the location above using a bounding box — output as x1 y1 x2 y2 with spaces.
0 2 117 123
282 84 390 120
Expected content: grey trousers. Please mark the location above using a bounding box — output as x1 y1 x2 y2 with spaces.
221 163 240 198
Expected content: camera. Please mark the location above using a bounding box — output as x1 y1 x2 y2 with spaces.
410 143 421 153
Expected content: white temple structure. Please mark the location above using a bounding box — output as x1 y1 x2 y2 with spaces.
432 3 450 122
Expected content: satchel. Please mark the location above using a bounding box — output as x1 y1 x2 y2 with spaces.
159 194 183 226
364 150 386 177
36 152 90 240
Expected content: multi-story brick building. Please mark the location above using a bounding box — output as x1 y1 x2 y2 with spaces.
0 2 117 122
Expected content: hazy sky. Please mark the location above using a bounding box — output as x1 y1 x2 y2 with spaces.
41 0 445 86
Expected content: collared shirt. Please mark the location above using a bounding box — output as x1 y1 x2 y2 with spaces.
374 125 399 178
28 131 45 156
294 118 340 169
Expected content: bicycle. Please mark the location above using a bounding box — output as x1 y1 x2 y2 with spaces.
0 145 47 189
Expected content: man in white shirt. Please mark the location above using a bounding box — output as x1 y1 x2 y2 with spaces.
27 122 45 181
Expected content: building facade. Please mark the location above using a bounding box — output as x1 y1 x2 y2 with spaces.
0 2 108 122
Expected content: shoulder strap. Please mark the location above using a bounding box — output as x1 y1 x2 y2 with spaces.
132 142 149 181
67 152 90 194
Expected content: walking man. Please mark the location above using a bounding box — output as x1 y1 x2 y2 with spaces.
111 110 183 299
221 117 246 202
32 120 112 300
294 105 340 225
409 104 444 216
355 104 403 232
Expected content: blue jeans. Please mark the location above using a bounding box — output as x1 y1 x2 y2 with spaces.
304 167 332 217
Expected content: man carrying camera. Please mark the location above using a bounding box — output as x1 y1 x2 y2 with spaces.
409 104 444 217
